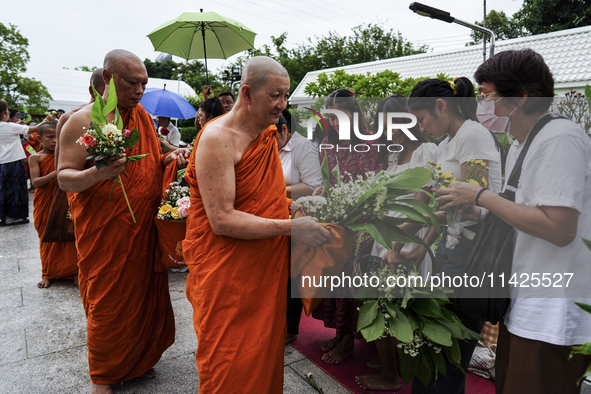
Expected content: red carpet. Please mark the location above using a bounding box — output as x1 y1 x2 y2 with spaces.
290 312 496 393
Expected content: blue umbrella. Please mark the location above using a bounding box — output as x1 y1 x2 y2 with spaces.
140 87 197 119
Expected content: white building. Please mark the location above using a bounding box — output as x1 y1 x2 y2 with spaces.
23 67 196 112
290 25 591 109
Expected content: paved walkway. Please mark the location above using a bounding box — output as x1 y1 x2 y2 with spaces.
0 198 346 393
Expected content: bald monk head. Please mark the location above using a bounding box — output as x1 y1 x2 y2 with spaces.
102 49 148 111
234 56 290 130
89 68 105 99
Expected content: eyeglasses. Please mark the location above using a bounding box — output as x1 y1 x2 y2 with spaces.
477 92 500 104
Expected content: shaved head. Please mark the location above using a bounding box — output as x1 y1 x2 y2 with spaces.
38 121 56 137
241 56 289 92
103 49 144 75
90 68 105 95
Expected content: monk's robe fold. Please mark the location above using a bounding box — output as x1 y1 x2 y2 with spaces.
67 104 175 385
33 152 78 279
183 125 290 394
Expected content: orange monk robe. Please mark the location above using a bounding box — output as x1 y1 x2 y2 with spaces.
67 104 175 385
28 132 41 152
183 126 290 394
33 153 78 279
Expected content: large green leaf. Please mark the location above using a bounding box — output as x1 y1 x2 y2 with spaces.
416 351 433 386
442 339 462 366
103 77 118 116
92 121 107 141
320 150 332 199
582 238 591 252
90 85 106 126
114 108 123 130
435 317 463 338
422 321 452 346
360 310 385 342
124 128 140 148
127 154 149 162
382 202 429 224
411 298 442 318
428 345 447 379
389 308 414 343
400 347 421 384
571 342 591 356
396 198 441 234
357 300 378 331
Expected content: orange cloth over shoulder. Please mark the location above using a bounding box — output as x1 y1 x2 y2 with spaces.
33 152 78 279
183 125 290 394
67 104 175 385
28 132 41 152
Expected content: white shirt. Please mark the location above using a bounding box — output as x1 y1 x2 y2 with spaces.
436 120 502 194
279 132 322 189
371 143 439 278
0 122 28 164
159 121 181 147
503 117 591 346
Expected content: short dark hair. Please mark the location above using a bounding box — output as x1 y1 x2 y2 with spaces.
8 108 18 118
408 77 477 121
38 122 56 137
0 100 8 114
474 49 554 114
200 97 225 119
217 91 235 101
325 89 370 146
276 109 291 134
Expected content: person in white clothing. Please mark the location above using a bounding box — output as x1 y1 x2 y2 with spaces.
437 48 591 394
156 116 181 153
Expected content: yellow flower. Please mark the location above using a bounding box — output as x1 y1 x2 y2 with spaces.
481 162 487 168
435 164 441 170
450 177 457 183
466 179 480 185
442 171 454 179
171 207 180 220
159 204 173 215
428 160 435 165
474 159 484 164
481 177 488 188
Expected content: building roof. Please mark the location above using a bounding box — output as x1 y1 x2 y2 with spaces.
290 25 591 104
23 67 197 112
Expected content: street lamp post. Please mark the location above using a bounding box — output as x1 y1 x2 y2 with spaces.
409 2 496 61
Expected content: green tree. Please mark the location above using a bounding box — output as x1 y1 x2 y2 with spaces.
74 65 98 72
171 60 224 96
144 58 179 79
0 23 51 112
514 0 591 35
227 23 428 94
467 10 524 45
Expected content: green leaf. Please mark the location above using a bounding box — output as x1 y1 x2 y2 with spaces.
357 300 378 331
332 156 341 186
389 308 414 343
124 128 140 148
383 299 397 320
360 310 385 342
428 345 447 379
411 298 442 318
400 349 421 384
585 85 591 110
396 198 441 234
92 121 107 141
406 310 419 331
422 321 452 346
127 154 149 162
355 285 380 300
90 85 106 126
416 350 433 386
581 238 591 253
381 202 430 224
575 302 591 315
435 318 463 338
442 339 462 366
320 150 332 199
571 342 591 356
114 108 123 130
103 77 118 116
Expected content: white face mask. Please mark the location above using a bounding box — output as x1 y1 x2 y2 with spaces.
476 98 519 133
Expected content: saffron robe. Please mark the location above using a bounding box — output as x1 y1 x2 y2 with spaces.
33 153 78 279
183 125 290 393
67 104 175 384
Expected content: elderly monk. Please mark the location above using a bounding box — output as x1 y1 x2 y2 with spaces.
57 49 183 394
183 56 331 393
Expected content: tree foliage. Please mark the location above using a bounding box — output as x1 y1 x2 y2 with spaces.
467 10 524 45
0 22 51 112
144 58 224 96
514 0 591 35
227 23 428 94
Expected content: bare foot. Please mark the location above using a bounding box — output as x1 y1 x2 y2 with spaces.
139 367 156 378
367 360 382 370
89 383 113 394
355 374 403 391
321 336 341 352
37 279 52 288
321 335 353 365
286 333 297 345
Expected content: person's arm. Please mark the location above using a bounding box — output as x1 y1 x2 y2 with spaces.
195 126 331 245
159 137 177 152
202 86 212 101
292 136 322 199
162 148 190 169
437 184 578 247
29 155 56 188
57 112 126 193
168 126 181 147
286 183 314 199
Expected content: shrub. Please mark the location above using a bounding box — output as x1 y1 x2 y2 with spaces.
180 127 198 143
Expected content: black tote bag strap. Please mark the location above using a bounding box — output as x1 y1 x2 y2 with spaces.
501 113 565 201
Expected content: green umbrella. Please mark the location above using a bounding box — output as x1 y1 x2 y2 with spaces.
147 9 256 85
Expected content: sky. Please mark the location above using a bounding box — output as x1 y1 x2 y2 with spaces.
4 0 523 80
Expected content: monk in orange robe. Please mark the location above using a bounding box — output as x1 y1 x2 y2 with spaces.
29 122 78 288
57 50 187 394
183 56 331 393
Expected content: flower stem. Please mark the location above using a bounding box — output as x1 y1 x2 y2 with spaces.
117 174 136 223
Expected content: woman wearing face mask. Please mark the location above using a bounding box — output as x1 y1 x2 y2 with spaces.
311 89 387 365
402 78 502 394
437 49 591 394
